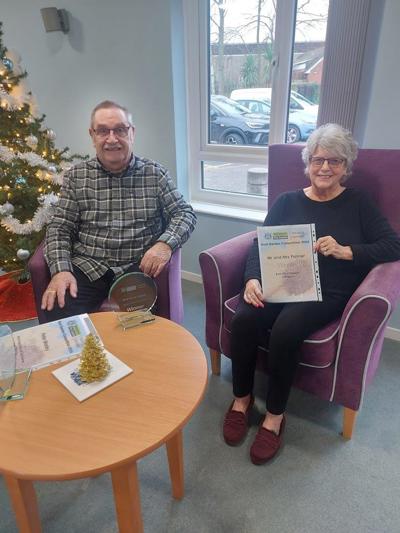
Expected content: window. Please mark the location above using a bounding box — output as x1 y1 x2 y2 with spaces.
184 0 328 217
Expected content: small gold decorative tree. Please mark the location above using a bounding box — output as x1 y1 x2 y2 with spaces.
79 334 110 383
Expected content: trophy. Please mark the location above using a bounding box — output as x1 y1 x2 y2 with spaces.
108 272 157 330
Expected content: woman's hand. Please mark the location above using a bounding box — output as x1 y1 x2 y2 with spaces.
244 279 264 308
314 236 353 260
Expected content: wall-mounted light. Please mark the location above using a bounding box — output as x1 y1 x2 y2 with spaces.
40 7 69 33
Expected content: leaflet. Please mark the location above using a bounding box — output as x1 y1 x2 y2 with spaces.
12 314 101 371
257 224 322 303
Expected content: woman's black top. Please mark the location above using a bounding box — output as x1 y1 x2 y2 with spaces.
244 188 400 299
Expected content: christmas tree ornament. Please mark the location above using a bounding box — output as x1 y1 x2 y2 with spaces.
79 334 111 383
5 49 21 65
4 49 23 76
4 49 24 76
47 164 57 174
16 249 30 260
2 57 13 72
0 202 14 216
16 249 31 283
15 176 27 185
46 128 56 141
25 134 38 149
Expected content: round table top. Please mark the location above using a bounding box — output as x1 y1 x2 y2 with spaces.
0 313 208 480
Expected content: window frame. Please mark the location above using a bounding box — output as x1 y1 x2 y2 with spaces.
183 0 297 216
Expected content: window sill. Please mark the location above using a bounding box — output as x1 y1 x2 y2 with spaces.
192 202 265 223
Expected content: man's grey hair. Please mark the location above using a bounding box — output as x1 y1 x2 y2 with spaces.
90 100 133 127
301 123 358 180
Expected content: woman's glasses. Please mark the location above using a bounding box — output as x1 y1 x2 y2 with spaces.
309 157 345 168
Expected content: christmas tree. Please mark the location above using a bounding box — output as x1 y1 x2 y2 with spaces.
0 22 86 279
79 334 111 383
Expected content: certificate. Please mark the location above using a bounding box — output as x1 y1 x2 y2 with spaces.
12 314 101 371
257 224 322 303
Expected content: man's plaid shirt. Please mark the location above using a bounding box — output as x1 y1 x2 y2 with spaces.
44 156 196 281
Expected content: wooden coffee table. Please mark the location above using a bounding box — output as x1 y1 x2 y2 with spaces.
0 313 208 533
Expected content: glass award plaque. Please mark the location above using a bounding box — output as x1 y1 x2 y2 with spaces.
0 325 31 401
108 272 157 330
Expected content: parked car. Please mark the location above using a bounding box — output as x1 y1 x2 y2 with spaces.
290 90 317 108
209 95 269 145
230 88 318 143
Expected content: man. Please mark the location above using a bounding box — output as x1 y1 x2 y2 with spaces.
41 100 196 320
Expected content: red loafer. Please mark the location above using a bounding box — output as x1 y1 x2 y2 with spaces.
223 396 254 446
250 415 286 465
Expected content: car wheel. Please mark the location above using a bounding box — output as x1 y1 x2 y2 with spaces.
223 132 245 145
287 124 301 143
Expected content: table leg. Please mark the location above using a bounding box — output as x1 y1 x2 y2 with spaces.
111 461 143 533
4 475 41 533
166 429 184 499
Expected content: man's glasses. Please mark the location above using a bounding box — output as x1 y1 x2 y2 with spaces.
93 126 132 138
309 157 345 168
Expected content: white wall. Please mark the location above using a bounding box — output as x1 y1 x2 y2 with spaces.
1 0 178 174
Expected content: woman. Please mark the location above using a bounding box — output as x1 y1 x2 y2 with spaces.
223 123 400 465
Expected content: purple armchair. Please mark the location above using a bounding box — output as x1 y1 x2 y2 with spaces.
28 244 183 324
199 144 400 439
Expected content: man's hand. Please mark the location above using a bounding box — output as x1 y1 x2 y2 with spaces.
314 236 353 260
243 279 264 308
41 272 78 311
139 242 172 277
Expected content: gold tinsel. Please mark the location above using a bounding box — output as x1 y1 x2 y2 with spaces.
79 334 110 383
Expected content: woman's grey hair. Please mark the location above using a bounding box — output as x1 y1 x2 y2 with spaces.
301 123 358 180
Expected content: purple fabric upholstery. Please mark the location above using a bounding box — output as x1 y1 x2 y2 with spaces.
28 242 183 324
199 144 400 413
